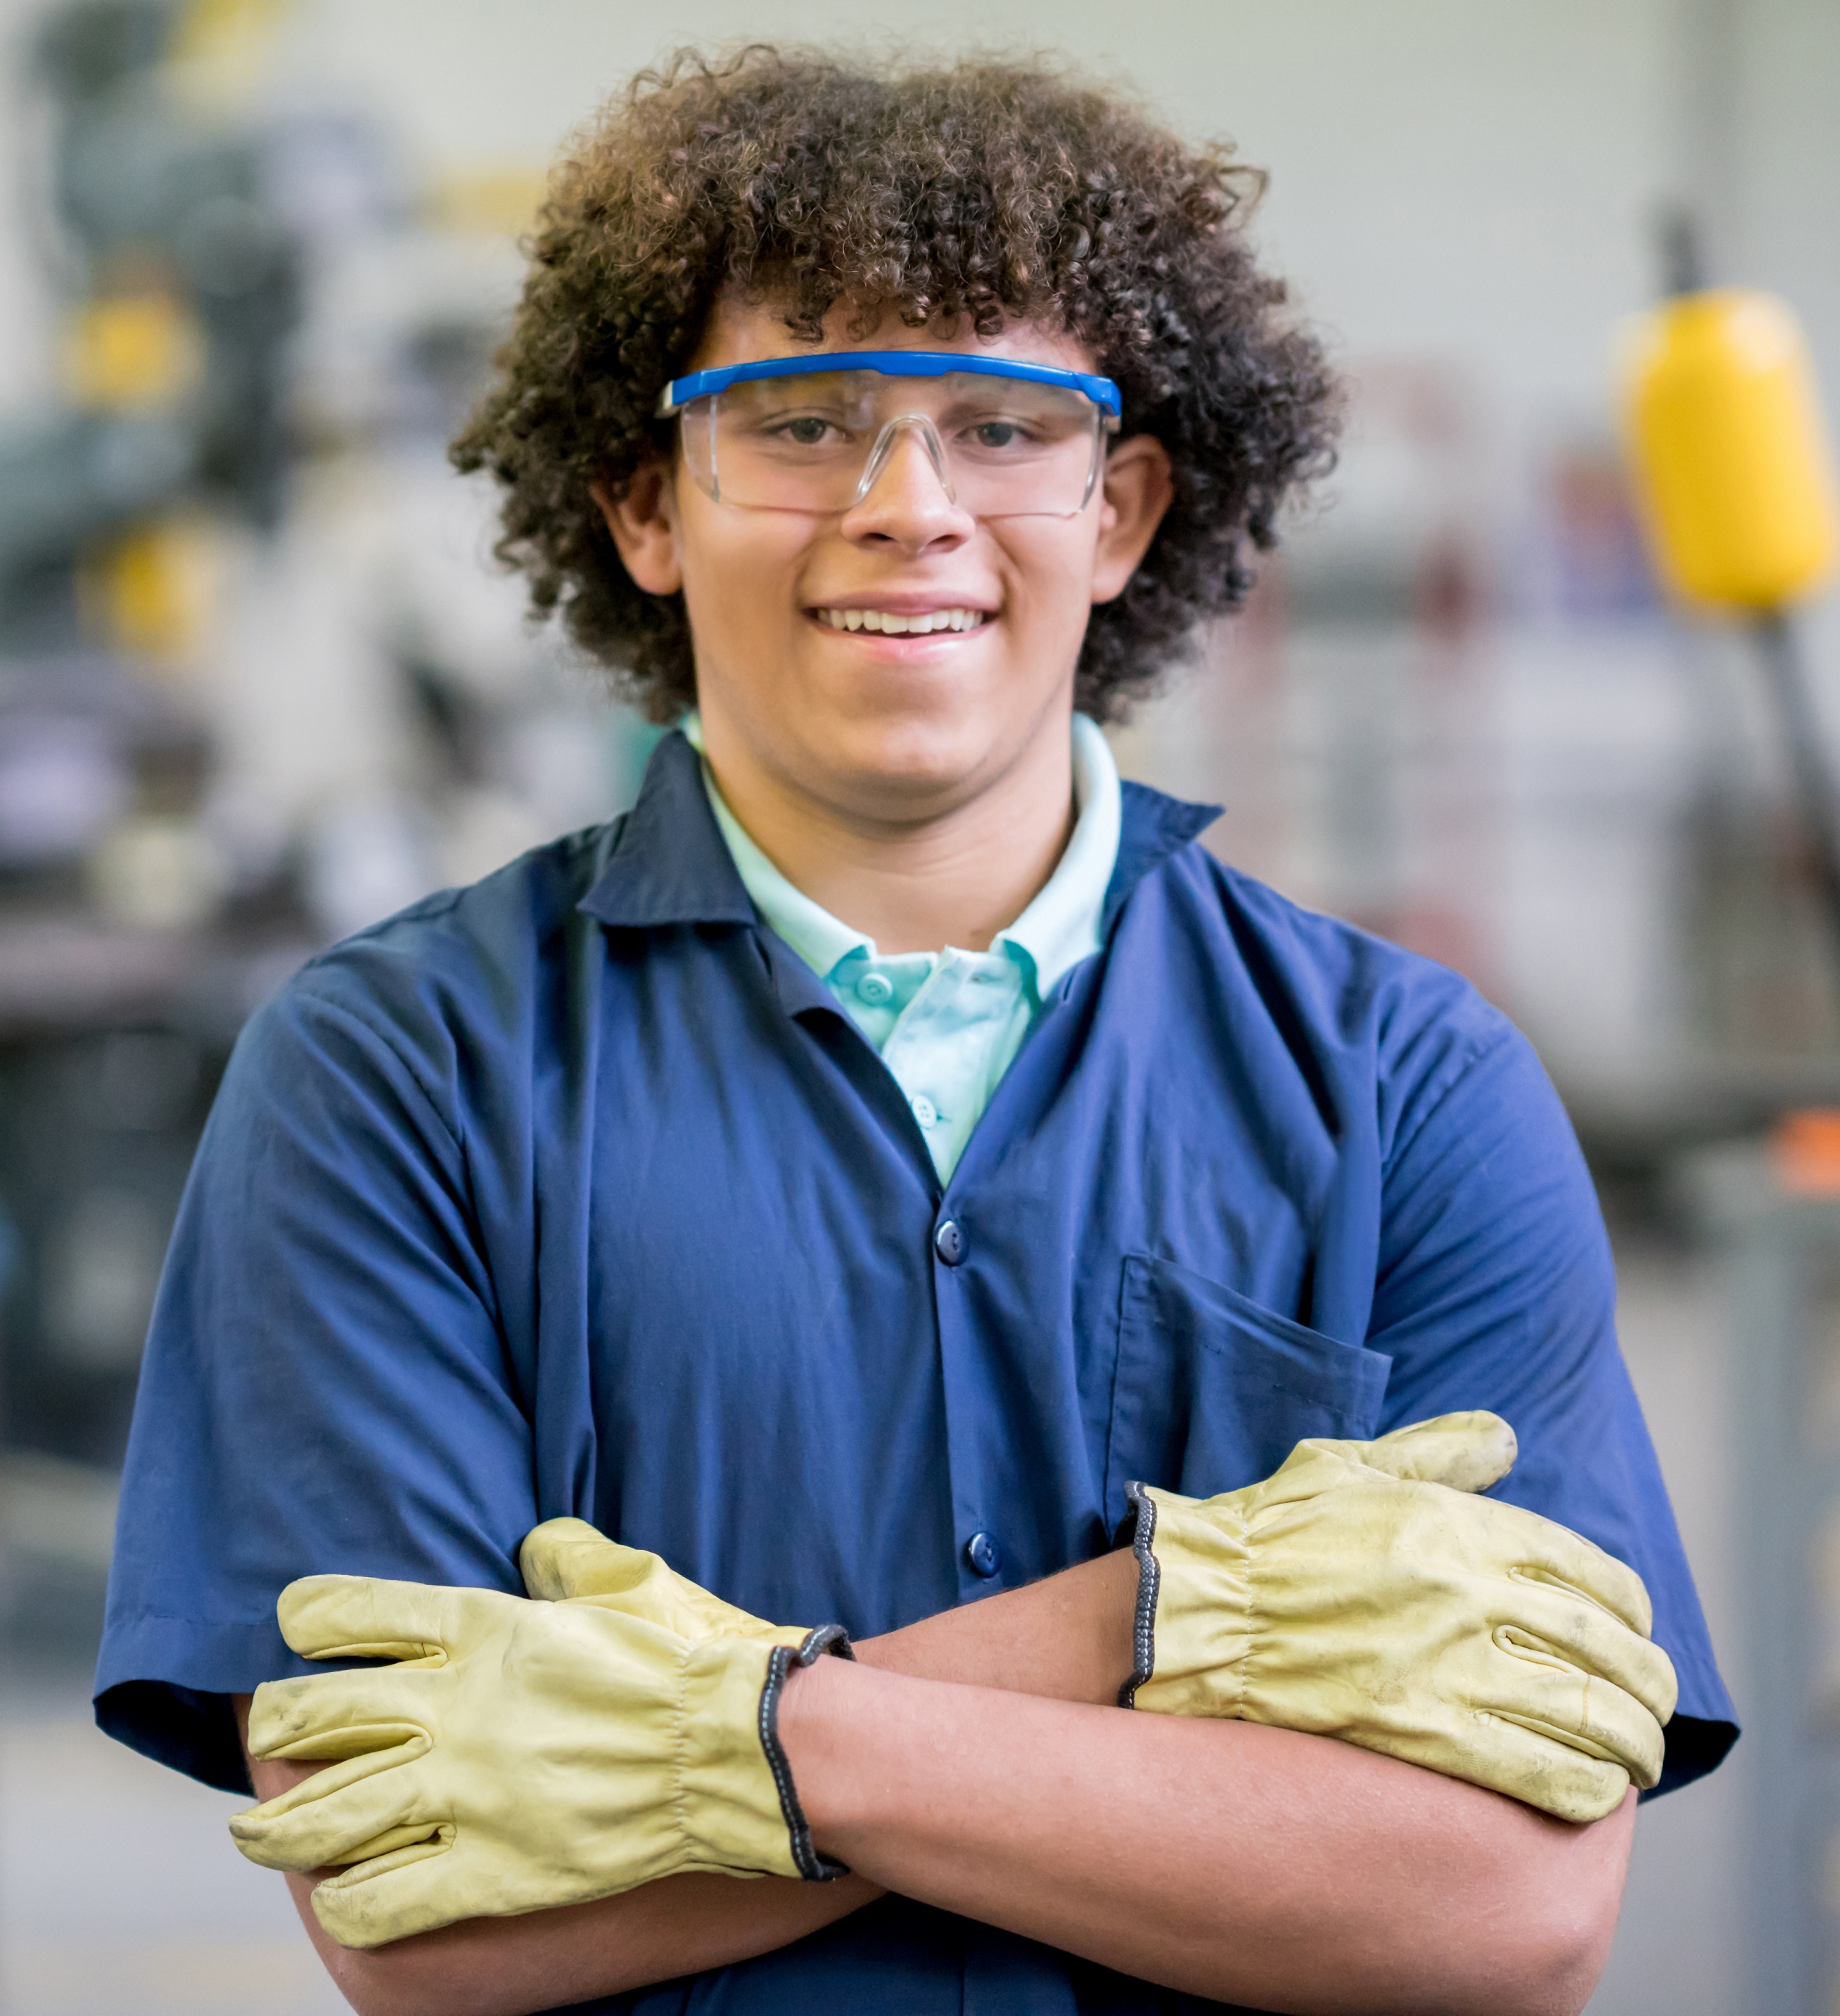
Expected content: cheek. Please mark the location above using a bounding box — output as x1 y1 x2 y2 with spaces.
999 523 1106 636
679 524 809 636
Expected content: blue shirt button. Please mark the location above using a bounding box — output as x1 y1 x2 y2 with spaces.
857 970 895 1006
910 1093 938 1128
965 1531 1002 1577
933 1219 965 1265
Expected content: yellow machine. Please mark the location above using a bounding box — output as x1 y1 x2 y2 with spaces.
1621 289 1839 611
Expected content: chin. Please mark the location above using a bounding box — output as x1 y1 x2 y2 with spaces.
814 712 1006 811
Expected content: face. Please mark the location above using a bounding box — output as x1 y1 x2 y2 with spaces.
598 296 1173 828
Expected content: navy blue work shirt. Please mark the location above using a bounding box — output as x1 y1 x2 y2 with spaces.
98 730 1736 2016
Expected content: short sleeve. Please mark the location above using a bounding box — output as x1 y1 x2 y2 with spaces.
95 971 535 1793
1368 1021 1737 1796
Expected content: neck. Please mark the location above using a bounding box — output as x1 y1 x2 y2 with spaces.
696 714 1078 956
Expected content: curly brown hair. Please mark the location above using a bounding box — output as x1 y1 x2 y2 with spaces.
452 47 1337 724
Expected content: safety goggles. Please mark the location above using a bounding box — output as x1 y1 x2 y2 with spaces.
656 351 1123 519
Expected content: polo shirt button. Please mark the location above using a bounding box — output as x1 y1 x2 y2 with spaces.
857 970 895 1006
965 1531 1002 1577
910 1093 938 1128
933 1218 966 1265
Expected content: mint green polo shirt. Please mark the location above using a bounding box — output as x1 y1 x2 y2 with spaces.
686 714 1121 1182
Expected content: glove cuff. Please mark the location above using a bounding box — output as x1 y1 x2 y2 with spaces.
1114 1482 1255 1716
1113 1482 1162 1709
760 1625 855 1882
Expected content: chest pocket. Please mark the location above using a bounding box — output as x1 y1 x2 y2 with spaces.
1104 1252 1391 1515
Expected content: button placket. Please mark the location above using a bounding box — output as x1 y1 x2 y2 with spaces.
926 1208 1003 1598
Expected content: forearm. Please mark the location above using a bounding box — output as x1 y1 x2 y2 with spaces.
856 1546 1137 1699
779 1657 1635 2016
270 1843 878 2016
232 1555 1132 2016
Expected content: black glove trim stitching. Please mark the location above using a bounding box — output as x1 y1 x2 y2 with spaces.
760 1624 854 1881
1118 1482 1160 1709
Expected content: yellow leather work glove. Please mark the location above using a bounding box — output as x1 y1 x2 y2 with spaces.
1120 1411 1678 1824
229 1562 851 1950
518 1516 792 1637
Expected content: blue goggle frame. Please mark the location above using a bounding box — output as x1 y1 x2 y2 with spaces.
657 349 1123 420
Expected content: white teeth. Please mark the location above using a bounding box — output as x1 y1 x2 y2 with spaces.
816 608 987 634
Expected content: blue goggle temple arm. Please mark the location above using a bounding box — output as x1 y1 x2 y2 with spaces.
656 349 1123 420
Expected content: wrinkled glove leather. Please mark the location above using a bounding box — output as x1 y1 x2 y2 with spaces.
231 1557 848 1950
1123 1411 1678 1823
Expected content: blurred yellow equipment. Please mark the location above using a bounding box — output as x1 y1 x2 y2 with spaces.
426 166 549 240
84 518 216 666
1621 290 1839 610
63 292 203 413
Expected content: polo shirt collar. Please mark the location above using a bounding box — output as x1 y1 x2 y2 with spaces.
577 726 1218 941
684 721 867 980
999 713 1120 992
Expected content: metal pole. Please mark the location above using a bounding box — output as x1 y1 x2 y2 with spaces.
1751 608 1840 971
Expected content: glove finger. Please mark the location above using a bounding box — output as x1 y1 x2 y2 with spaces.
276 1574 516 1664
1305 1714 1634 1823
520 1525 705 1620
1488 1578 1678 1722
1256 1413 1516 1510
519 1517 631 1600
1469 1501 1657 1638
1488 1624 1672 1785
247 1669 432 1764
1459 1719 1635 1823
520 1520 788 1643
1349 1412 1518 1494
1479 1635 1668 1788
311 1838 508 1950
230 1750 437 1875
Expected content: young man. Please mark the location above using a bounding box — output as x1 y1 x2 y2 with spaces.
97 51 1732 2016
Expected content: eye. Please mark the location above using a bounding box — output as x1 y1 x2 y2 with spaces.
780 416 833 447
971 420 1024 449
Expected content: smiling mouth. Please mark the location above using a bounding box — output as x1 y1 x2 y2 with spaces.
811 607 990 634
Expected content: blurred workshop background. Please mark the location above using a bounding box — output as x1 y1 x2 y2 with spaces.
0 0 1836 2009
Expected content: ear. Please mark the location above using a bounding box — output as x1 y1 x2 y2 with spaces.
590 458 683 596
1090 435 1175 605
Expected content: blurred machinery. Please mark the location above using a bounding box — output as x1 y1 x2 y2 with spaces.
1113 352 1504 1003
1621 223 1840 1027
0 0 300 644
0 0 292 1507
1626 223 1840 2015
0 0 627 1524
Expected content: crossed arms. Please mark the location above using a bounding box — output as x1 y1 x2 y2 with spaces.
238 1540 1637 2016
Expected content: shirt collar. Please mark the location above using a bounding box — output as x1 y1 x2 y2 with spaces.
992 713 1120 992
574 728 755 931
684 718 871 980
577 726 1218 944
682 712 1121 996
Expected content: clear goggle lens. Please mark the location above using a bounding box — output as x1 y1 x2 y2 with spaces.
675 369 1116 519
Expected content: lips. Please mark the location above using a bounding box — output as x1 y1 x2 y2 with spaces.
811 607 989 634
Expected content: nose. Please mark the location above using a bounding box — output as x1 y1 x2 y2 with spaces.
842 416 975 551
